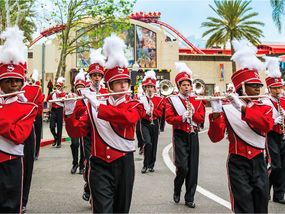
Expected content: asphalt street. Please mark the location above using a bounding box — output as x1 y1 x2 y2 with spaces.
26 110 284 213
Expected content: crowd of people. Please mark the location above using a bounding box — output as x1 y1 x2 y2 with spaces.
0 25 285 214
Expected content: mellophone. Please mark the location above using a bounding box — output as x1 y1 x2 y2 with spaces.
0 90 25 98
48 90 132 103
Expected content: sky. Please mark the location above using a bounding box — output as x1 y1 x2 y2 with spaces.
133 0 285 48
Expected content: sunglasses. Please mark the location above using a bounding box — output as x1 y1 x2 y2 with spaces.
90 73 103 77
245 84 263 88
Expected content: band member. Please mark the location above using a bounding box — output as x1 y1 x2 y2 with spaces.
165 62 205 208
21 69 44 212
208 40 274 213
0 26 37 213
69 69 86 175
64 34 145 213
138 70 164 173
261 56 285 204
46 77 66 148
77 49 108 202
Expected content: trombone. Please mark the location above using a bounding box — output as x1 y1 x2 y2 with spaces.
0 90 25 98
195 94 268 101
48 90 132 103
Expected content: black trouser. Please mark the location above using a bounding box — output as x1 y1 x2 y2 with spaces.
49 107 63 146
34 115 42 158
89 153 135 213
83 134 92 194
22 129 36 207
136 120 144 149
0 157 23 213
141 119 159 169
159 107 166 132
173 129 199 203
70 137 84 169
267 131 285 200
228 153 269 213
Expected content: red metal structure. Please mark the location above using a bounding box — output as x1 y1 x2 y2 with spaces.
130 12 205 54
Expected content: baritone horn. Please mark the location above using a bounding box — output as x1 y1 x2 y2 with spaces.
159 80 174 96
192 79 206 95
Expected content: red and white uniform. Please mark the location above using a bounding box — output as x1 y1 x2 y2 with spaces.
208 101 274 159
46 90 66 108
22 83 44 116
0 96 37 163
139 94 164 122
65 96 145 163
166 94 205 132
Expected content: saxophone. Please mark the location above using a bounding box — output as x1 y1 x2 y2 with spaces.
277 95 285 139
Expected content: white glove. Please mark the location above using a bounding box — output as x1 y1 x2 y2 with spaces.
210 99 222 113
182 111 190 122
274 116 283 125
17 93 28 102
227 93 244 111
64 93 76 115
84 91 100 111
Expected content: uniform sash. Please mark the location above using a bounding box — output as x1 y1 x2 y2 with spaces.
0 135 24 156
223 104 265 149
261 97 279 119
169 96 198 126
52 92 64 107
90 101 135 152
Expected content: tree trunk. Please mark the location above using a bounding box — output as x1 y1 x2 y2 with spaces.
230 40 236 73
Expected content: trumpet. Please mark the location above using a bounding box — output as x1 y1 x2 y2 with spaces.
0 90 25 98
48 90 132 103
195 94 268 101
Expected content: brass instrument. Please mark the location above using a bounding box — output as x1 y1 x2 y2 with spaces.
192 79 206 95
277 95 285 139
48 90 132 103
0 90 25 98
195 94 268 101
159 80 174 96
185 96 195 134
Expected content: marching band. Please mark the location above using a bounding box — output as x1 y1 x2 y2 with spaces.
1 26 285 214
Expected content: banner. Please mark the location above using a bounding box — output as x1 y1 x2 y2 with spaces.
219 64 224 80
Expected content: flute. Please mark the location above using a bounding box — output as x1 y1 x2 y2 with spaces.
0 90 25 98
195 94 268 101
48 90 132 103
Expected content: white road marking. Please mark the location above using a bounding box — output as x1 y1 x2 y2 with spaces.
162 129 231 210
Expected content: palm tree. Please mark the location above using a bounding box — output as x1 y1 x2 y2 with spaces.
201 0 264 72
270 0 284 33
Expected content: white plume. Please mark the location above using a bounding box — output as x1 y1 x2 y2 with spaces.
74 68 86 84
143 70 156 82
263 56 281 78
0 26 27 64
57 76 65 84
226 82 235 91
103 34 128 69
175 62 192 76
90 48 105 67
31 69 39 81
231 39 264 72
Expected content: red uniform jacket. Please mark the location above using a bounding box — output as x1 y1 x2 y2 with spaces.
46 90 66 108
0 96 37 163
165 94 205 133
208 101 274 159
22 83 44 116
65 96 145 163
266 96 285 135
139 95 165 122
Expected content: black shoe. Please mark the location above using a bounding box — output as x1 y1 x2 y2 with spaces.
71 165 78 174
78 168 84 174
56 144 61 148
173 194 180 203
22 206 26 213
185 201 195 208
141 166 147 174
148 168 155 172
82 192 90 201
273 198 285 204
52 141 56 146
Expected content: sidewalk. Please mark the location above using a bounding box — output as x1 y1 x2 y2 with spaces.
41 121 70 146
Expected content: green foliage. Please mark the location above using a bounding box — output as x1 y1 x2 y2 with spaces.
201 0 264 49
47 0 135 79
270 0 285 33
